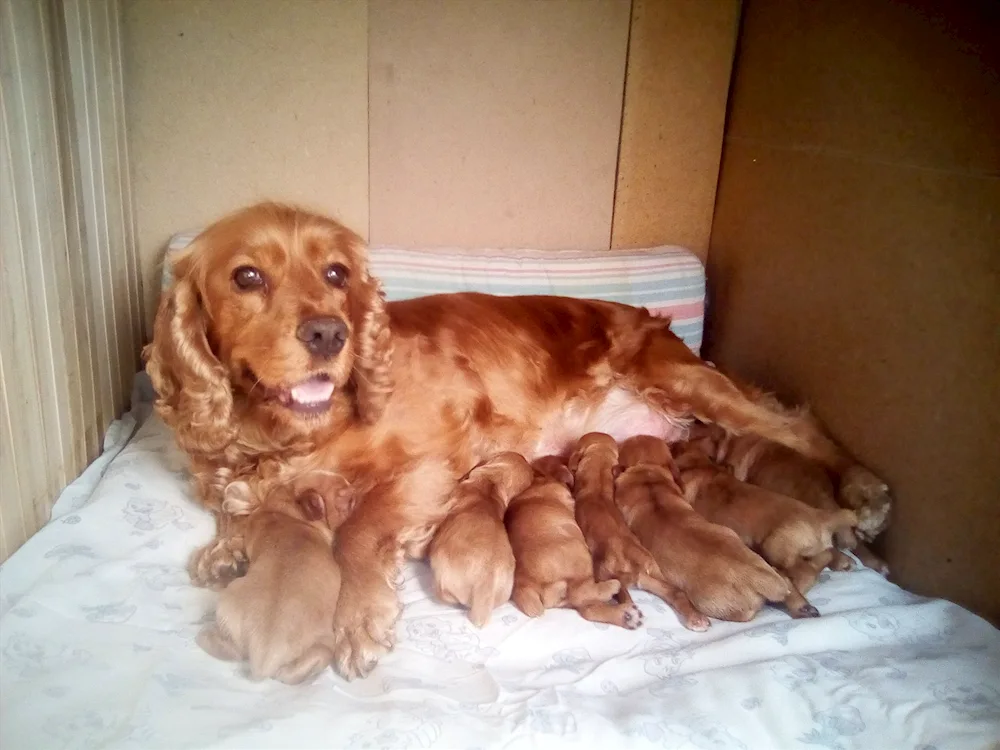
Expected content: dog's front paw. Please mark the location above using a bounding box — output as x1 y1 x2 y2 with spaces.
839 465 891 539
188 537 248 589
331 593 400 680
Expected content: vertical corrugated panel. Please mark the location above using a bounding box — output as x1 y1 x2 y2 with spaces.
0 0 141 563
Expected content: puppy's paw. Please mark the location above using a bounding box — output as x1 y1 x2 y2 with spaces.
621 605 643 630
188 537 248 589
855 546 890 577
829 550 856 572
681 609 711 632
790 602 821 619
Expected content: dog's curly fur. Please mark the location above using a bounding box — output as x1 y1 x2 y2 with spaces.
145 202 892 679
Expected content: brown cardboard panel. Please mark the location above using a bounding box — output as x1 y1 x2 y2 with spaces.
726 0 1000 174
612 0 740 258
709 143 1000 622
123 0 369 331
369 0 630 250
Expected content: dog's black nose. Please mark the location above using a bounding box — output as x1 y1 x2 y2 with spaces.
296 317 348 358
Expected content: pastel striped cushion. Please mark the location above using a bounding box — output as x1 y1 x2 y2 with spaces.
163 233 706 353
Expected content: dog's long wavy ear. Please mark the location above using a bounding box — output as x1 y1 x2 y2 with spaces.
143 258 236 455
350 266 394 424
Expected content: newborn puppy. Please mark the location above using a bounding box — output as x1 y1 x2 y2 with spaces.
505 457 641 628
675 432 858 618
429 452 533 627
568 433 709 632
697 422 889 575
615 436 790 623
196 474 354 683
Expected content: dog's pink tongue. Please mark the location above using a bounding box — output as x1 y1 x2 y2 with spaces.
290 379 334 405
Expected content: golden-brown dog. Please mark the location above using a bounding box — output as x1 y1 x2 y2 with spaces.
693 422 889 575
146 202 894 677
615 436 790 622
196 476 354 683
567 432 709 631
674 432 858 618
429 452 533 627
505 458 642 628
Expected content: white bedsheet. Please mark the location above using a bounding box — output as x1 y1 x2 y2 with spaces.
2 383 998 750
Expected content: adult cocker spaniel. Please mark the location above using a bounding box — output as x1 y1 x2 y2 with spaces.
146 202 891 679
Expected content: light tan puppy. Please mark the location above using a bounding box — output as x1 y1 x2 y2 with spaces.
675 431 858 618
429 452 533 627
568 433 709 631
196 475 353 683
695 422 889 575
615 436 790 623
505 458 642 629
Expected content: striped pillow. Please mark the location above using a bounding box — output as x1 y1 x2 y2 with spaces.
162 233 705 353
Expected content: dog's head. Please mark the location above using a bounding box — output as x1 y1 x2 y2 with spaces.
144 203 393 456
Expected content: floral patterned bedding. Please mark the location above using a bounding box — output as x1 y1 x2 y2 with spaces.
1 378 998 750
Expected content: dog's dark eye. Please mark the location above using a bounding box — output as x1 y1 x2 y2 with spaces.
324 263 349 288
232 265 265 290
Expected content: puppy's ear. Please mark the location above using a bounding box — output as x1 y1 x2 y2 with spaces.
222 481 255 515
611 464 623 480
294 471 355 527
296 490 327 523
144 252 236 455
566 451 581 474
666 459 684 490
326 487 357 529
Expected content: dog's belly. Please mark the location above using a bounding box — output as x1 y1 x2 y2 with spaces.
532 387 690 458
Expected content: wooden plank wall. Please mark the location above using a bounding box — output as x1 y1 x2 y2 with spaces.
0 0 141 561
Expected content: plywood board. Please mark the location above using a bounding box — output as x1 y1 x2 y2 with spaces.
123 0 369 331
368 0 630 249
611 0 740 258
708 0 1000 622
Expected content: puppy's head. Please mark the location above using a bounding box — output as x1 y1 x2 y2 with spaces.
567 432 619 474
224 472 355 532
618 435 673 469
530 455 574 490
289 471 356 530
680 421 727 461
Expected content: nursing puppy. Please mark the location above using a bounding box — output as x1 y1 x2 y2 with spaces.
615 436 790 622
196 475 353 683
567 433 709 631
696 422 889 575
505 457 641 628
675 431 858 618
428 452 533 627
